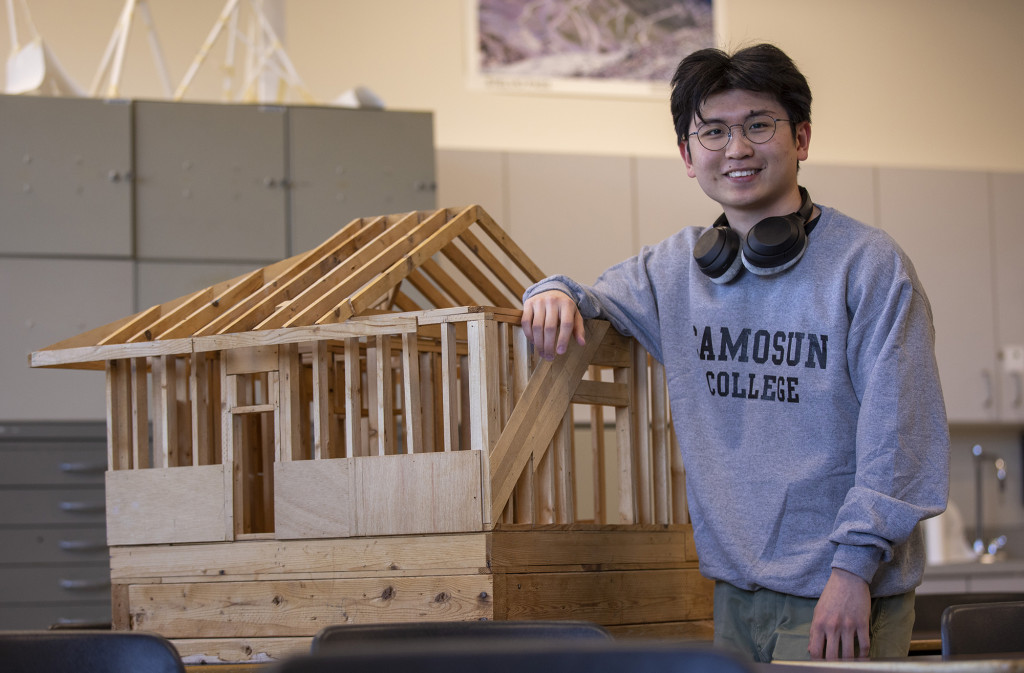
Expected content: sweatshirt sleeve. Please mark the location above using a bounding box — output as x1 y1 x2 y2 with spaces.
829 258 950 584
523 247 669 363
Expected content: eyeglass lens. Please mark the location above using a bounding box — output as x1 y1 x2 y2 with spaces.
694 115 779 151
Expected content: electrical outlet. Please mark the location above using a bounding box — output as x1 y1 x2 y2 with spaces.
1002 345 1024 373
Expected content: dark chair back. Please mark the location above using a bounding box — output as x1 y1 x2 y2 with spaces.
0 630 185 673
312 620 611 652
940 600 1024 657
280 640 753 673
914 592 1024 640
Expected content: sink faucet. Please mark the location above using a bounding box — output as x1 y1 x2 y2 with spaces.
972 444 1008 562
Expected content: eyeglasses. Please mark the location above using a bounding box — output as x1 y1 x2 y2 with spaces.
688 115 792 151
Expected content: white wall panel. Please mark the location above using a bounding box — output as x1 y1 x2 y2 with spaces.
635 155 721 247
507 153 633 286
799 163 878 227
436 149 506 225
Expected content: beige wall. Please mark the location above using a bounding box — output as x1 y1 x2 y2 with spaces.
2 0 1022 171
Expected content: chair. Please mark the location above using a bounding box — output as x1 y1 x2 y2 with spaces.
940 600 1024 657
0 630 185 673
311 619 612 652
914 592 1024 640
277 639 754 673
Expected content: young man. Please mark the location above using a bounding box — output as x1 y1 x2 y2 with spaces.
521 44 949 662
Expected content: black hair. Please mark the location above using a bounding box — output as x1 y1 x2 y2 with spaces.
670 43 812 145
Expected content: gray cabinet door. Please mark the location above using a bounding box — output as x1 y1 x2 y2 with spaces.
134 101 289 261
991 173 1024 423
0 95 132 256
878 168 997 423
289 107 436 253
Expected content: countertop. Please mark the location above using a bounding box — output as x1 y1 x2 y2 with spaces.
923 559 1024 577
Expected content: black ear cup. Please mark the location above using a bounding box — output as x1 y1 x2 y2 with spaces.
694 187 813 283
741 213 808 276
693 224 744 284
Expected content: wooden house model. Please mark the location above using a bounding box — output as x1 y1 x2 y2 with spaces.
31 205 712 662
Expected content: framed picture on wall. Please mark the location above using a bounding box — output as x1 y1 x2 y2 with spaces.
466 0 714 98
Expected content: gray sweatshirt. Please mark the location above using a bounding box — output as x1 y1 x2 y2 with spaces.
524 204 949 598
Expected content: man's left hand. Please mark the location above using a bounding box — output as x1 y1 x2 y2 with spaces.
808 568 871 659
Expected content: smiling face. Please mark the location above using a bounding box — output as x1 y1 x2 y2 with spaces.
681 89 811 235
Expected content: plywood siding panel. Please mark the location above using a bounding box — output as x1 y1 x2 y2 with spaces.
106 465 228 545
354 451 483 536
275 458 354 539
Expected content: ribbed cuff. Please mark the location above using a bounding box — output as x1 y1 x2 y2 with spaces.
523 278 574 303
831 543 884 584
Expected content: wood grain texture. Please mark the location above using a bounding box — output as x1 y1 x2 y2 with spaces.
496 568 713 625
274 458 354 539
354 451 483 536
106 465 229 545
488 527 698 571
174 637 311 665
129 574 495 637
487 319 610 523
110 534 489 581
606 620 714 641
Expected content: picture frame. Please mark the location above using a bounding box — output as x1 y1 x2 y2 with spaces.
466 0 714 99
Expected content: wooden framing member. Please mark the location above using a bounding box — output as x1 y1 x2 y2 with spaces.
343 337 362 458
486 319 610 524
105 359 131 471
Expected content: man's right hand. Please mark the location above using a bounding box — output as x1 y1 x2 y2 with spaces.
521 290 586 360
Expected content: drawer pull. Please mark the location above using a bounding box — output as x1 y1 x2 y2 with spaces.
59 540 107 553
53 618 109 628
59 578 111 591
59 461 107 474
58 501 105 514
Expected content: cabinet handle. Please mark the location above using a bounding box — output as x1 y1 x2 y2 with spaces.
52 618 110 628
59 539 108 553
59 501 105 514
59 461 107 475
59 578 111 591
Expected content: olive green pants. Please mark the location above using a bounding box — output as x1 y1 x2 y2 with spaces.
713 581 916 663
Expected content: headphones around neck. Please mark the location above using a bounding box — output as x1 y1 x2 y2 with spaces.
693 186 815 284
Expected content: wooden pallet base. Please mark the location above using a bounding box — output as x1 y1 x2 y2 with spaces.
110 525 713 663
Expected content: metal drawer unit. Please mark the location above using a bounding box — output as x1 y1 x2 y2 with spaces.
0 422 110 629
